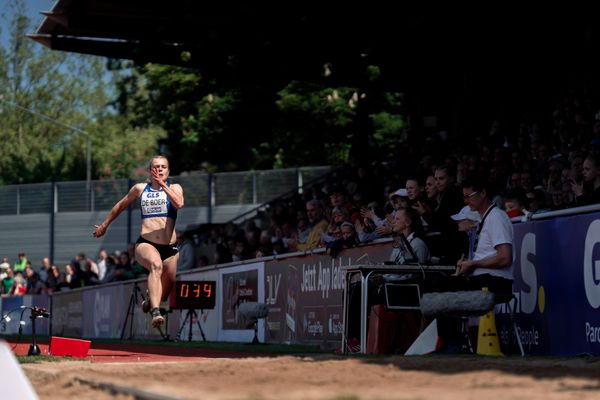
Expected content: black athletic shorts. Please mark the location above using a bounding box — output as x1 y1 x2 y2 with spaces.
136 236 179 261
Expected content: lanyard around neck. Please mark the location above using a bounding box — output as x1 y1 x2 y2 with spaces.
473 204 495 253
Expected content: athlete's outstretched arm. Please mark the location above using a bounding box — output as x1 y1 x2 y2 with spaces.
93 184 144 237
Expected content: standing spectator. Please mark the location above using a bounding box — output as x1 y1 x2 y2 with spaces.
96 249 109 281
25 265 45 294
451 205 481 260
0 260 9 282
38 257 51 283
177 231 195 271
414 165 465 263
1 266 13 296
13 252 27 273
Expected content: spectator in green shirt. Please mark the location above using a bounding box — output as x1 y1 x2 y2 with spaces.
13 252 27 272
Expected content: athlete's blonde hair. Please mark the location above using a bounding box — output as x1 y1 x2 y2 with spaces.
147 155 169 171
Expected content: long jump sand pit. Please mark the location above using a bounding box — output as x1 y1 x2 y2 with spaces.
18 344 600 400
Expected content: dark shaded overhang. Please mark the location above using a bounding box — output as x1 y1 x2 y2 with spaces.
29 0 393 74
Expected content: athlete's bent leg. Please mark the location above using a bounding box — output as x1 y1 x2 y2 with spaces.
135 243 165 327
160 253 178 302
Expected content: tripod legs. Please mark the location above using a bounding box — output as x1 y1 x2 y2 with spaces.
177 309 206 342
28 315 41 356
120 284 139 340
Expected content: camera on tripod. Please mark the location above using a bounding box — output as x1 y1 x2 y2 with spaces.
30 306 50 318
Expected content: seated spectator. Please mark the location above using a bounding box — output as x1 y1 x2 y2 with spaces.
177 230 195 271
326 221 359 257
405 177 427 207
526 188 550 214
504 190 527 218
572 153 600 205
328 184 361 223
319 206 349 245
82 259 100 286
287 199 329 252
10 272 27 296
113 252 136 281
388 207 430 265
255 246 272 258
46 264 67 293
360 189 407 240
69 260 84 288
549 189 567 210
355 202 383 243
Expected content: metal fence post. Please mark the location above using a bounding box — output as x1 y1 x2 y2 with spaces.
297 168 304 194
252 171 258 204
16 185 20 215
50 182 56 265
127 179 133 246
207 173 214 224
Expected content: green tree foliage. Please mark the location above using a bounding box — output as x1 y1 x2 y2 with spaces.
90 116 166 180
111 61 243 173
112 59 407 172
274 64 406 166
0 0 164 184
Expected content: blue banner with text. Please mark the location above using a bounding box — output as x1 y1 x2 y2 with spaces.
505 211 600 355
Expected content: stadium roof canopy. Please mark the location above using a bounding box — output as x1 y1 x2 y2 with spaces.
28 0 416 81
30 3 597 85
29 2 599 134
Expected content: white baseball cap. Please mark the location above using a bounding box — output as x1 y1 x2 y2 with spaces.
392 188 408 197
451 206 481 222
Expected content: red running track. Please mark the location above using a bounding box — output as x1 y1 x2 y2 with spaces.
8 340 261 363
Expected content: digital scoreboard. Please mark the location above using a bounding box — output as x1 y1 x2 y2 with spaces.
173 281 216 310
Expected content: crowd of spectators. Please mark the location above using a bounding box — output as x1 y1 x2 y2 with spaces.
192 90 600 265
0 248 146 297
0 231 197 298
2 91 600 298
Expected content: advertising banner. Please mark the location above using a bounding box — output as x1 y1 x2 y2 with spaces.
264 242 393 346
51 290 84 337
82 285 126 338
0 295 50 335
219 262 264 342
0 296 23 335
507 212 600 355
